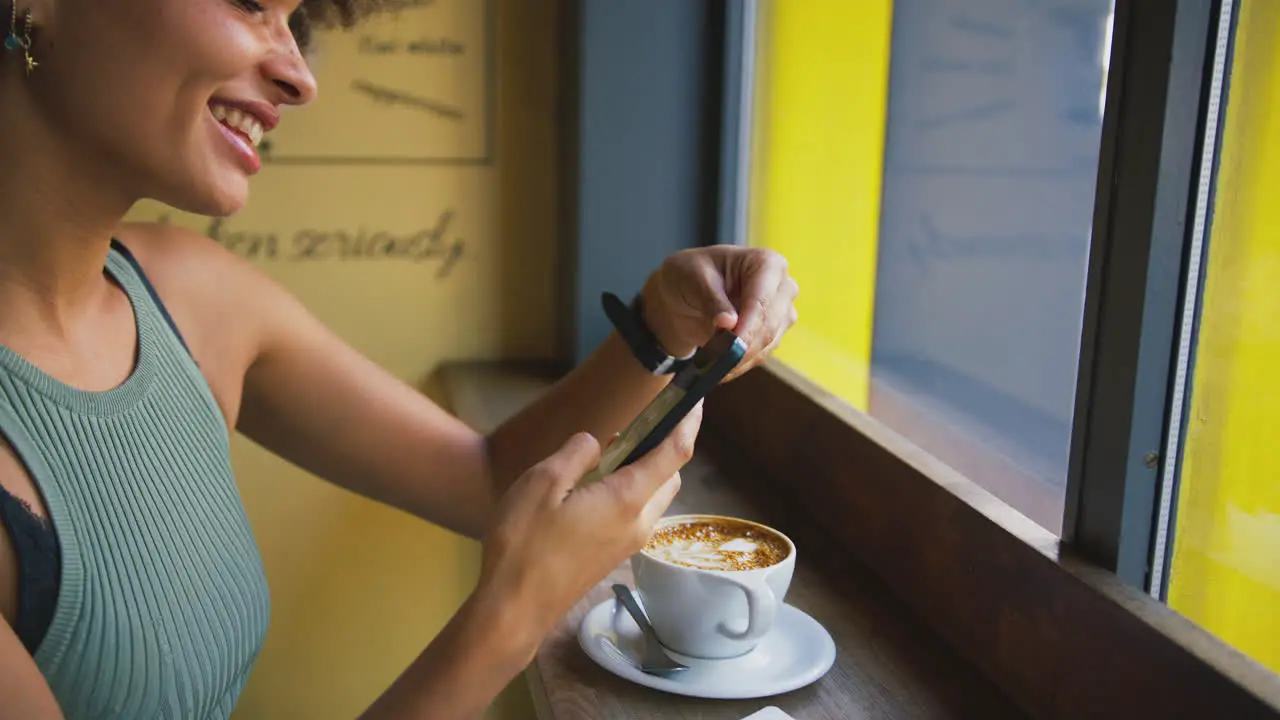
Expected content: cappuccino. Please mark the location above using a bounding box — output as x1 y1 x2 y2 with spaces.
644 518 789 572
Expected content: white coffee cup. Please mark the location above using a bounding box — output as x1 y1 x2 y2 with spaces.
630 514 796 659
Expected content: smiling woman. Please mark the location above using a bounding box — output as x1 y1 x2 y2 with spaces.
0 0 799 717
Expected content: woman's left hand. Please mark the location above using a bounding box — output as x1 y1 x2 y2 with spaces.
640 246 799 382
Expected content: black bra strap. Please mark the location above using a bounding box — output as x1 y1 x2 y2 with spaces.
109 239 192 358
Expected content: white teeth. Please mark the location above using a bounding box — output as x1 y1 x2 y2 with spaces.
209 103 267 148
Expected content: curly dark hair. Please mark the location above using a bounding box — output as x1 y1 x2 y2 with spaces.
291 0 391 53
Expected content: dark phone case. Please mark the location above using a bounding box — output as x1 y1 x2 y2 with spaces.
617 330 748 468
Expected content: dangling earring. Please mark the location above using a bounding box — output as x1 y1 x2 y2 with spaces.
3 3 36 75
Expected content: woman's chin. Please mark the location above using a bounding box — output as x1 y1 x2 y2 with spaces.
160 180 250 219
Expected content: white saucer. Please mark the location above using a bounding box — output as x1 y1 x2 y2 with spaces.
577 596 836 700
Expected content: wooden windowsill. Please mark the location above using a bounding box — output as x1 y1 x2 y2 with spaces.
707 361 1280 719
438 362 1023 719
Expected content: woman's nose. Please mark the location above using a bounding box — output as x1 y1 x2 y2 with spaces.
261 52 318 106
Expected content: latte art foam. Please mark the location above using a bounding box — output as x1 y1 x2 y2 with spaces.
644 519 789 571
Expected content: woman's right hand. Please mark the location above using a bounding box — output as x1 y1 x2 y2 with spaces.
476 402 703 646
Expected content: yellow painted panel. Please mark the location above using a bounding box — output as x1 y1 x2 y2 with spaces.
1168 0 1280 674
747 0 893 410
126 1 554 716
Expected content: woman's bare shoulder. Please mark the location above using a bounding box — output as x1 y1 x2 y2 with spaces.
113 221 244 279
112 220 286 306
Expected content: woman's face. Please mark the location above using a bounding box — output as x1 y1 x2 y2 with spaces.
24 0 317 216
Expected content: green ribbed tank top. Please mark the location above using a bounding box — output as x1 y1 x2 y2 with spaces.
0 244 270 718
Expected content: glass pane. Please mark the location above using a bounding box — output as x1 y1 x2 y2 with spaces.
749 0 1115 534
1166 0 1280 675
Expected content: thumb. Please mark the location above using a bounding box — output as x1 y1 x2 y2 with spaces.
691 265 739 330
608 402 703 509
540 432 602 500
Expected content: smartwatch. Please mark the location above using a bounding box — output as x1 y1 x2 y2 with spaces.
602 291 696 375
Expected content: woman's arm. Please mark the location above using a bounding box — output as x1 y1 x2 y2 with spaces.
126 225 794 541
358 587 538 720
234 273 672 539
238 249 794 539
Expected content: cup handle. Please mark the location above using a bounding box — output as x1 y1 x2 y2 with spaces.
710 576 777 642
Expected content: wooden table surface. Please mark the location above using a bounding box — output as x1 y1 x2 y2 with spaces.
439 363 1025 720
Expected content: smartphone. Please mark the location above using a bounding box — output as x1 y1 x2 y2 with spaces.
579 329 748 485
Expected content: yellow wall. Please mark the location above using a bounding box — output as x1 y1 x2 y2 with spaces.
1168 0 1280 674
746 0 893 411
127 1 556 716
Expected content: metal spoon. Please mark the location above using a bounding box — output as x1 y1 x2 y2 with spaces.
611 584 689 676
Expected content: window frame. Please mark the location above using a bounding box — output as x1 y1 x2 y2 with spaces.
1148 0 1240 601
1066 0 1229 591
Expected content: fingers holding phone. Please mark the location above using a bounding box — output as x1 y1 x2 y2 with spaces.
600 400 702 526
475 404 703 641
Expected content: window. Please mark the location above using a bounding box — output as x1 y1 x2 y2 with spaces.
747 0 1116 534
738 0 1278 679
1155 0 1280 676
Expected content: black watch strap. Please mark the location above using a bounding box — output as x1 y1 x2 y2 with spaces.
602 292 695 375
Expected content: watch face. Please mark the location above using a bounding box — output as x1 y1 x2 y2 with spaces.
263 0 493 165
